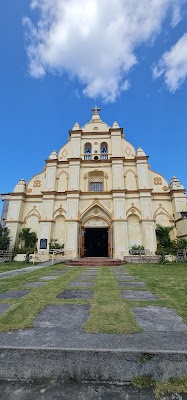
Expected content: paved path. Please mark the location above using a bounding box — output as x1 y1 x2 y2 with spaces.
0 266 187 382
1 380 185 400
0 261 53 280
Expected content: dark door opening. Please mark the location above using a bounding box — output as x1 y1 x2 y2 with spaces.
84 228 108 257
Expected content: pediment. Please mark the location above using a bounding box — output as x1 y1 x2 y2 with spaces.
82 117 110 133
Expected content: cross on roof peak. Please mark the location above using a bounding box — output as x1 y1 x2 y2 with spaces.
91 106 101 115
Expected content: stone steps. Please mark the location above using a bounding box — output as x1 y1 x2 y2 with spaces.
65 257 125 267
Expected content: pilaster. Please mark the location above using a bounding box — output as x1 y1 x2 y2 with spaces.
112 159 124 190
69 130 82 158
66 221 79 258
113 221 128 259
110 126 123 157
45 157 58 192
68 159 81 191
141 221 157 253
136 150 150 190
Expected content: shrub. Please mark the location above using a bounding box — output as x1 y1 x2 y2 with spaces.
49 239 64 250
172 239 187 251
129 244 145 255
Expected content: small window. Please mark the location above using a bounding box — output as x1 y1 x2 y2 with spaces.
84 143 92 160
101 142 108 159
90 182 103 192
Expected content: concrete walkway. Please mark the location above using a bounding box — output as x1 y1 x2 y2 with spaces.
0 261 53 280
0 266 186 383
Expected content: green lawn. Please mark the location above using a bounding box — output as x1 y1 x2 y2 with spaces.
0 261 33 273
0 263 186 333
125 263 187 324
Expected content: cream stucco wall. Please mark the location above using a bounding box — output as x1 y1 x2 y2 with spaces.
4 111 187 259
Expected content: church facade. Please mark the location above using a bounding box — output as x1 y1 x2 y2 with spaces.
3 108 187 259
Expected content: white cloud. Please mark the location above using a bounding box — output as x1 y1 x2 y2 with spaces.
153 33 187 92
24 0 186 102
121 80 131 92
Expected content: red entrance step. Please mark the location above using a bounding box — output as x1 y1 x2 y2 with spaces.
65 257 125 267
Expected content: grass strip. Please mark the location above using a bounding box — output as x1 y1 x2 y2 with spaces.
0 261 33 273
84 267 141 334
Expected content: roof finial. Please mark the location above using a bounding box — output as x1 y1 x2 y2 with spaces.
91 105 101 115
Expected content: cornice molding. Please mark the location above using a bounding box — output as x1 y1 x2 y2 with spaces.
138 188 153 193
141 219 155 222
170 189 186 195
109 127 123 134
26 195 43 199
152 192 171 197
65 219 80 222
112 219 128 222
111 189 126 194
6 220 22 223
79 131 110 136
69 129 83 136
41 191 57 196
111 157 124 161
81 159 111 164
45 159 58 164
39 219 55 223
67 158 82 162
57 161 69 165
66 190 81 195
135 156 149 161
9 192 26 198
80 191 111 195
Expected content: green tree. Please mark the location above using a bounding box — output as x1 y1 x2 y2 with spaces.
18 228 37 251
0 226 11 251
156 224 174 254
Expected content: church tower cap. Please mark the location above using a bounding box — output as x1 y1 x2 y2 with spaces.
49 150 58 160
137 147 147 156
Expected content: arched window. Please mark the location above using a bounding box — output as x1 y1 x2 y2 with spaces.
89 172 104 192
100 142 108 159
84 143 92 160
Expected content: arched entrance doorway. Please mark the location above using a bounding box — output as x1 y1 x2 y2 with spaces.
79 206 112 258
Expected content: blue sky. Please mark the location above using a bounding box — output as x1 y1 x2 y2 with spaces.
0 0 187 214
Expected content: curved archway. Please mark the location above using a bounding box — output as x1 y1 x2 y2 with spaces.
155 213 171 227
57 170 68 192
125 169 138 191
80 204 112 258
23 212 40 235
126 206 141 220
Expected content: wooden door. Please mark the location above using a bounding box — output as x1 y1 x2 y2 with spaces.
80 227 85 258
108 225 113 258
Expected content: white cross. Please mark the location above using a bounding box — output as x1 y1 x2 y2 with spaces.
91 106 101 115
